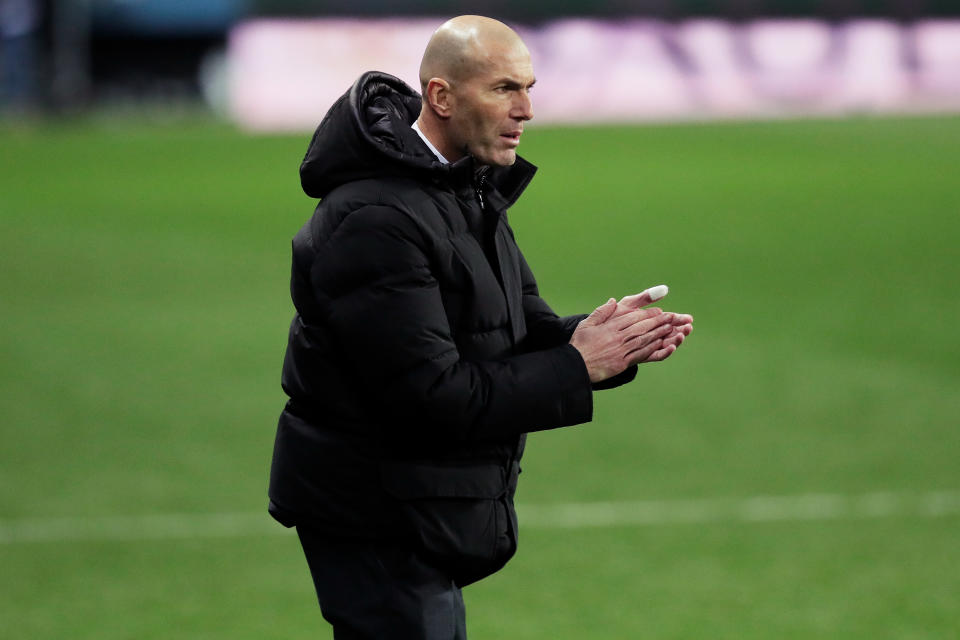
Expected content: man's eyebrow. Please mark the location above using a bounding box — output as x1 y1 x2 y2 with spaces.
495 77 537 88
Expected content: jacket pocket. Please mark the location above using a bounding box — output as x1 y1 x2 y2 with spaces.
380 461 517 586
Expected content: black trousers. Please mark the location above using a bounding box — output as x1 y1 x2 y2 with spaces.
296 526 468 639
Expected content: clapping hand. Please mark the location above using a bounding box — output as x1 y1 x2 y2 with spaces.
569 285 693 383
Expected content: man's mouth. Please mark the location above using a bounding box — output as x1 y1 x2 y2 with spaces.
501 131 522 146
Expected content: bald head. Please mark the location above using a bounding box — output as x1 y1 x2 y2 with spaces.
415 15 535 167
419 15 528 92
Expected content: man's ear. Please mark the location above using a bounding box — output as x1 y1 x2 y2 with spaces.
425 78 453 119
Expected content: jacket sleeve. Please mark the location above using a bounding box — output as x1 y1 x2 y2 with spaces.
517 249 638 391
312 205 594 443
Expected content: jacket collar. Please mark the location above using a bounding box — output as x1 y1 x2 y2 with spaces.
435 154 538 210
489 156 538 208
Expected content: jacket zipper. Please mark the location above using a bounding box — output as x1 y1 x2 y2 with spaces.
475 174 486 210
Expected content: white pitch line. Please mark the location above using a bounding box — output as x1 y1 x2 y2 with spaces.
519 490 960 528
0 512 279 545
1 490 958 545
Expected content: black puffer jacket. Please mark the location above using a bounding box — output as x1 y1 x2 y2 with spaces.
268 71 634 585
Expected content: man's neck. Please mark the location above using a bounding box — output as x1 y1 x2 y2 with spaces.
412 119 450 165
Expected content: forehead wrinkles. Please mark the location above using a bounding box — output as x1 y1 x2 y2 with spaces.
461 39 532 86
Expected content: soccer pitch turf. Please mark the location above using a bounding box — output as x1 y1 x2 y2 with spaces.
1 114 958 638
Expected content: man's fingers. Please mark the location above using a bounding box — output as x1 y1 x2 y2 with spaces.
662 331 685 349
626 320 691 364
615 310 674 336
618 284 669 311
665 323 692 341
610 307 663 331
625 334 676 364
648 323 692 358
611 307 690 335
623 319 675 349
618 292 652 310
626 339 662 364
644 343 677 362
627 338 678 363
659 322 692 348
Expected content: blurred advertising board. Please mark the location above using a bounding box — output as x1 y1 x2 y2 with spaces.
227 18 960 130
248 1 960 20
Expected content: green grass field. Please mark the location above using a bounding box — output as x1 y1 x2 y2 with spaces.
2 114 958 638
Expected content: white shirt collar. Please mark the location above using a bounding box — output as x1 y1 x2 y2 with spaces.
411 120 449 165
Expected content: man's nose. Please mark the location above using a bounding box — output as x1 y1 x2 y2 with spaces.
514 90 534 121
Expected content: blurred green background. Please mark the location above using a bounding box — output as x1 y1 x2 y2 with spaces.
1 114 958 638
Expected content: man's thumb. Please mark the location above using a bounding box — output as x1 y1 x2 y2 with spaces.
585 298 617 325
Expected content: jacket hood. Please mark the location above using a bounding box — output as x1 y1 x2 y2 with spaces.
299 71 536 205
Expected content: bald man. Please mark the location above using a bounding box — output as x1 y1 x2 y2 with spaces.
269 15 693 638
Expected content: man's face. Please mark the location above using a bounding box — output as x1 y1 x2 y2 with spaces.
448 41 535 167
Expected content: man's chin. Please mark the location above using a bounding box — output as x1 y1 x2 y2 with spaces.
489 150 517 167
470 146 517 168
